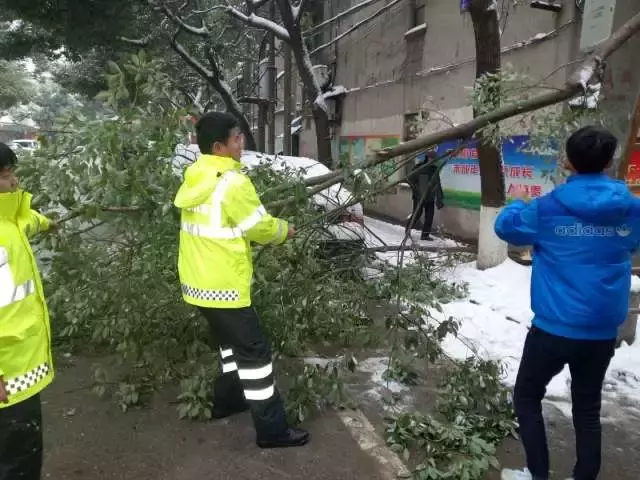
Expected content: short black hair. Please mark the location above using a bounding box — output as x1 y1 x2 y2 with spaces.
0 142 17 170
565 126 618 174
196 112 239 154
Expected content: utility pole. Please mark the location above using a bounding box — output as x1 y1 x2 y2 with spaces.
283 43 293 155
268 0 277 154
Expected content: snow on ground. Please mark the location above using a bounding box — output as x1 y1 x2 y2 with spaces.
364 216 461 266
364 216 640 415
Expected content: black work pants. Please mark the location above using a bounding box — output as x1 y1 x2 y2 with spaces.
513 327 615 480
199 307 288 440
406 196 435 239
0 393 43 480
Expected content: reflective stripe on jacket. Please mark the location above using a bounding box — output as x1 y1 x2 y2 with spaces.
174 155 288 308
0 189 54 408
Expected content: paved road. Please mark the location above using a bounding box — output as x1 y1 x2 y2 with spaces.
42 361 388 480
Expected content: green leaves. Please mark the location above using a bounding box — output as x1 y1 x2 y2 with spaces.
384 358 516 479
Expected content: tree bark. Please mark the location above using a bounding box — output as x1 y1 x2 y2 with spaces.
283 43 293 155
469 0 507 270
268 0 277 154
275 0 332 166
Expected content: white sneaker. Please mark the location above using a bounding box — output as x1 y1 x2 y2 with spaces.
501 468 532 480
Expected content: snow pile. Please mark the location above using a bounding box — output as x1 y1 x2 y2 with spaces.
430 259 640 408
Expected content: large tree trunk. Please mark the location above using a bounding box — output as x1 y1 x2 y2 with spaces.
276 0 333 166
469 0 507 270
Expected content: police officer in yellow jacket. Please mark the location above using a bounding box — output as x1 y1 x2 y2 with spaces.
175 112 309 448
0 142 56 479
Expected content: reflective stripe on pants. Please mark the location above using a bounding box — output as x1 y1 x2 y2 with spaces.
201 306 287 439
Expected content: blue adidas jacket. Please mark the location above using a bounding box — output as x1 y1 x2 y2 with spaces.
495 174 640 340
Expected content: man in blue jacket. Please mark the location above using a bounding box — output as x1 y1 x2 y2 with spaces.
495 126 640 480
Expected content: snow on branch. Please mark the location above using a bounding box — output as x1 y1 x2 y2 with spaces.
154 2 209 37
225 7 291 42
169 36 214 79
292 0 308 21
118 36 151 46
247 0 271 10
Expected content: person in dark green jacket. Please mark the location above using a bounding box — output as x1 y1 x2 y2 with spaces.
406 153 444 240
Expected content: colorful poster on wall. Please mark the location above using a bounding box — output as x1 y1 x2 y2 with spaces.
435 136 557 210
339 135 401 182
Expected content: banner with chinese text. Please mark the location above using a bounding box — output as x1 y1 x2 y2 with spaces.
435 136 557 210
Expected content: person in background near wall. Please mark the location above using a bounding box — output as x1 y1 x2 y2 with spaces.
0 142 57 480
495 126 640 480
174 112 309 449
406 152 444 241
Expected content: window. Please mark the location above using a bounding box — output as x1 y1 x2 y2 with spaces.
412 0 426 28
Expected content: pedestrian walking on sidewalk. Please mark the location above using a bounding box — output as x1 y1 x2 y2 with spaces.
174 112 309 449
0 142 57 480
494 126 640 480
406 153 444 241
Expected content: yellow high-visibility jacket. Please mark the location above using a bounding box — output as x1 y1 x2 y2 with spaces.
174 154 288 309
0 189 54 408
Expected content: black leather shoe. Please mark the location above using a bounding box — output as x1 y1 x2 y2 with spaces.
211 402 250 419
257 427 310 448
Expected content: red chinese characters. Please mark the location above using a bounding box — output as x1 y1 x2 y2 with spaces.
501 165 533 178
507 183 542 198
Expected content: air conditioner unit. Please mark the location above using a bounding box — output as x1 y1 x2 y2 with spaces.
311 64 330 89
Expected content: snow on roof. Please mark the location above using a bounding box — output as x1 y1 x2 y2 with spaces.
172 146 360 213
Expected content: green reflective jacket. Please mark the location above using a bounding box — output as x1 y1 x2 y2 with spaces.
0 189 54 408
174 155 288 308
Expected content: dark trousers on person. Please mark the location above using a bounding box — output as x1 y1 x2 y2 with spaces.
0 393 43 480
513 326 615 480
407 196 435 239
199 306 288 441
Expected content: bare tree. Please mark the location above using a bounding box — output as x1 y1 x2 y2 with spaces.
226 0 333 166
469 0 506 270
146 0 258 149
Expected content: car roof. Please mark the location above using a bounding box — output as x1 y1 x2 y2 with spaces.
173 145 360 212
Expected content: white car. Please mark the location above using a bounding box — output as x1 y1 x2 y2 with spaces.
10 139 39 152
173 144 366 249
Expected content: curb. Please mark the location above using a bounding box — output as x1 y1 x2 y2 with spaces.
336 408 411 479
